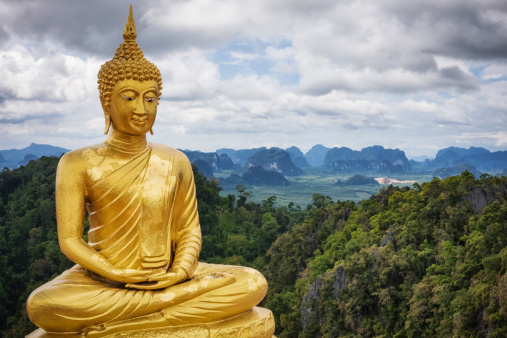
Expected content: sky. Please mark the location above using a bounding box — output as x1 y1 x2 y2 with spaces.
1 0 507 158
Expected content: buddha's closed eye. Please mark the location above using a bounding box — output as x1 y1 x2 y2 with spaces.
121 95 135 101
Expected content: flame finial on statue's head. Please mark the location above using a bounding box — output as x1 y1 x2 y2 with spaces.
123 4 137 41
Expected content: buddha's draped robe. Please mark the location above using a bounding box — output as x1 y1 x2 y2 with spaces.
27 144 267 333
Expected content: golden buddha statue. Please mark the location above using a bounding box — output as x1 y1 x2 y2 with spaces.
26 6 274 337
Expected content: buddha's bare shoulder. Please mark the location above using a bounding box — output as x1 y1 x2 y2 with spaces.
150 143 193 178
57 143 110 170
150 143 191 165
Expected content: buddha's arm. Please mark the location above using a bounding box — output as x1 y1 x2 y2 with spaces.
55 153 152 284
170 156 202 278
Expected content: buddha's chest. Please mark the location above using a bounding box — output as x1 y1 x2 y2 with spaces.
86 149 178 269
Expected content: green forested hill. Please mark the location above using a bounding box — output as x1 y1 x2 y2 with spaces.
1 157 506 337
0 157 74 336
257 172 507 337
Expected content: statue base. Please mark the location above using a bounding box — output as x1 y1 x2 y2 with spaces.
27 306 275 337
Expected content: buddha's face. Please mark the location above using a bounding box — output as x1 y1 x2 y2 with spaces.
105 79 159 136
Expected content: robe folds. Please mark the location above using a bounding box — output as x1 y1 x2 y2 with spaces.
27 144 267 333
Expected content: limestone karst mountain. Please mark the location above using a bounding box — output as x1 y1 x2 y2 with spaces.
181 150 235 174
285 146 311 168
304 144 330 167
242 166 290 186
425 147 507 172
245 148 303 176
323 145 410 173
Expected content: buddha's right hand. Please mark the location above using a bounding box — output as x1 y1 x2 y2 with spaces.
111 268 153 284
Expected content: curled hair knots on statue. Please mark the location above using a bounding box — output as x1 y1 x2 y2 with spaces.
97 6 163 108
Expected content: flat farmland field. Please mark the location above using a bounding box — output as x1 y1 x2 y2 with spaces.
215 168 434 206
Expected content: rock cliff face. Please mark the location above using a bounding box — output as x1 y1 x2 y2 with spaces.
463 182 506 214
246 148 303 176
300 266 348 330
300 276 322 330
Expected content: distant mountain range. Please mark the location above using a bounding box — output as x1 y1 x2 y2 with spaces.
3 144 506 183
0 143 70 169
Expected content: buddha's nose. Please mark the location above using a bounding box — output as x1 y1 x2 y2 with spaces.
135 99 147 115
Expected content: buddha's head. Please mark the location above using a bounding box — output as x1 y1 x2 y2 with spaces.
98 5 162 135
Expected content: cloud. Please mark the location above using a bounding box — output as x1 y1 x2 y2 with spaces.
0 0 506 156
0 44 101 101
380 0 507 60
482 62 507 79
153 49 220 100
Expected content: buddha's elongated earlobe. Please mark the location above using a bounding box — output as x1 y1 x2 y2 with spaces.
149 127 154 135
104 114 111 135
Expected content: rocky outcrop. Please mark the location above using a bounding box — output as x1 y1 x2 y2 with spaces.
300 266 348 331
380 225 399 247
300 276 322 330
332 266 347 300
463 183 506 214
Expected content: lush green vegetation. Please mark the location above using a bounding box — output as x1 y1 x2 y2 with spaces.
0 157 74 336
1 156 506 337
257 172 507 337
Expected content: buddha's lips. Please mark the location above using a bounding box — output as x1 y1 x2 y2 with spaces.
132 118 147 125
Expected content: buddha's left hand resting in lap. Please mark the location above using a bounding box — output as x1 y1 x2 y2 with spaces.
26 6 268 335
